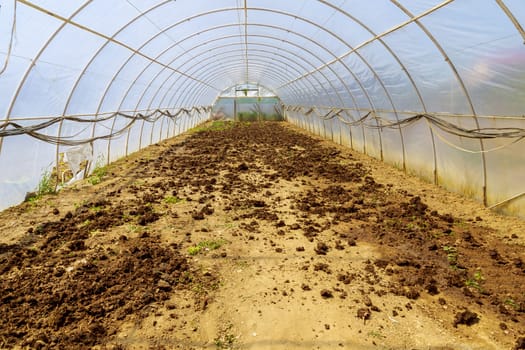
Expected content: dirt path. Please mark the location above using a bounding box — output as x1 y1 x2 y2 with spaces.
1 121 524 349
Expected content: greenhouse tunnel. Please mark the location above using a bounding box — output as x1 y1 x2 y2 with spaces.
0 0 525 217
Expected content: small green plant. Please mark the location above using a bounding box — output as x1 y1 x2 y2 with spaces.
188 239 227 256
465 269 484 291
128 225 145 234
191 121 233 133
37 170 56 196
164 195 184 204
78 219 92 228
215 333 236 349
90 205 103 212
405 222 421 231
90 230 102 237
473 269 484 282
89 166 107 185
214 323 236 349
367 330 385 339
187 246 202 255
88 157 107 185
26 170 56 202
73 200 88 210
234 259 249 268
443 245 458 265
223 222 238 230
237 111 259 121
504 298 519 310
179 271 193 284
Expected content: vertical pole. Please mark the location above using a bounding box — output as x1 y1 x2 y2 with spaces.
234 98 237 122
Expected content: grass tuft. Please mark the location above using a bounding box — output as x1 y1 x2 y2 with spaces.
190 121 233 133
164 196 185 204
188 239 227 256
88 164 107 185
26 170 56 203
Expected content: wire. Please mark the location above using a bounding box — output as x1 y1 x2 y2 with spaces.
0 0 16 75
373 114 525 139
0 106 211 146
429 124 524 154
285 105 525 145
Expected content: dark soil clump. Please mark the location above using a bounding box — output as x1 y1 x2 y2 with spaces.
453 310 480 327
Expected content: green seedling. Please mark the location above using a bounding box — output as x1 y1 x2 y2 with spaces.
127 225 145 234
37 170 56 196
214 323 236 349
504 298 519 310
188 239 227 256
164 196 184 204
88 165 107 185
26 170 57 203
90 205 103 212
465 269 485 291
367 330 385 339
215 334 236 349
191 121 233 133
88 156 107 185
78 219 92 228
442 245 458 265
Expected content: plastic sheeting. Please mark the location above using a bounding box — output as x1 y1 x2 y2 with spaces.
0 0 524 216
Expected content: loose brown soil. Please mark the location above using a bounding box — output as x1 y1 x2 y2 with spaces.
1 121 524 349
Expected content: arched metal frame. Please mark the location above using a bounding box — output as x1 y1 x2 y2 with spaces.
390 0 487 204
121 24 373 152
133 22 369 109
1 0 523 211
138 24 379 149
136 56 305 149
126 36 337 147
128 50 312 152
143 38 326 109
54 6 385 161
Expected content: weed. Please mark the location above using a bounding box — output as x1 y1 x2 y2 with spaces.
405 222 421 231
188 239 227 256
128 225 145 234
187 246 201 255
192 283 206 294
367 330 385 339
37 170 56 195
90 206 103 212
78 219 92 228
215 333 236 349
223 222 238 230
191 121 233 133
164 195 184 204
132 179 145 186
234 260 249 268
26 170 56 202
179 271 193 284
465 269 484 291
214 323 236 349
443 245 458 265
90 230 102 237
504 298 519 310
88 157 107 185
74 201 87 210
473 269 484 282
